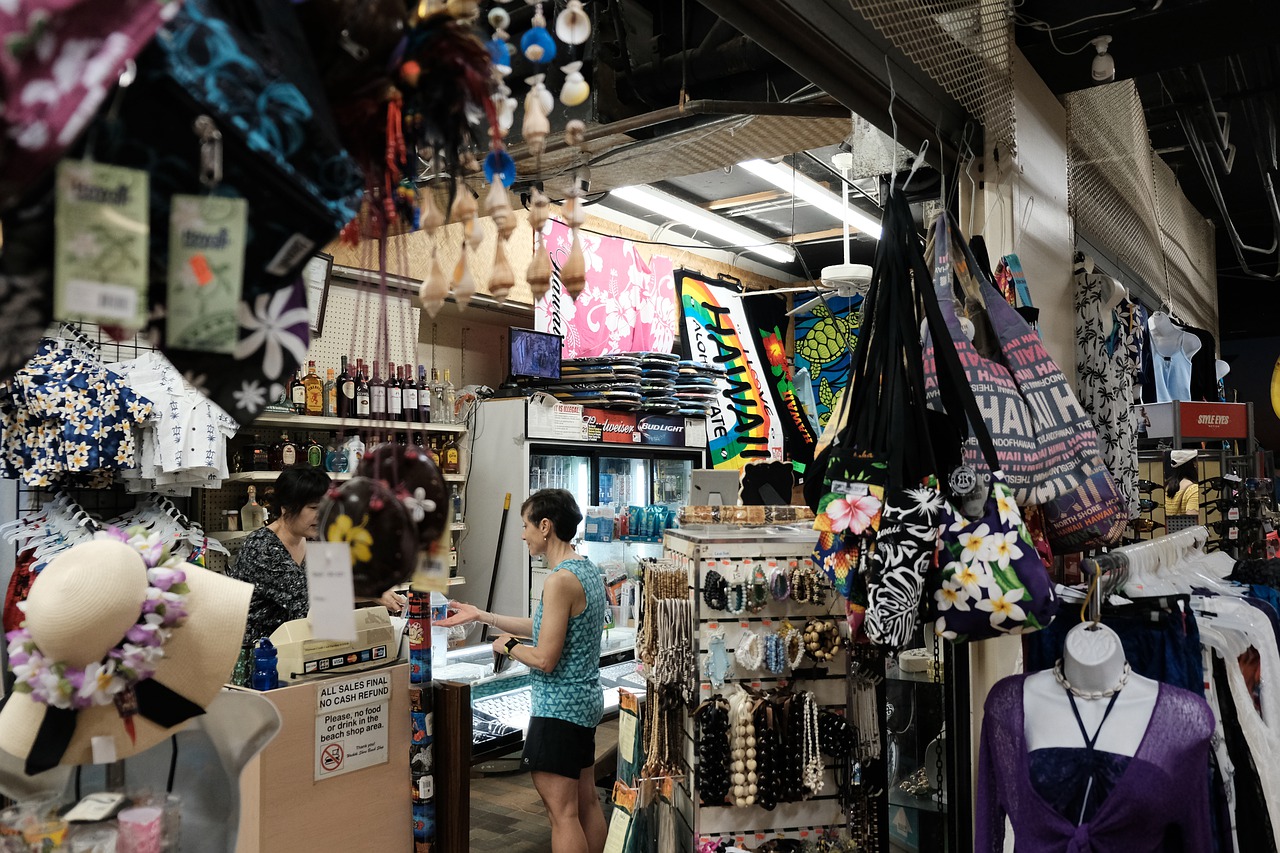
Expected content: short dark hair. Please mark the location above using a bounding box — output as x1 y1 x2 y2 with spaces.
271 466 330 518
521 489 582 542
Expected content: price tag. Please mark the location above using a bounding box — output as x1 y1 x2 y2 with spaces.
166 194 247 353
740 620 750 630
602 808 631 853
305 542 357 642
708 621 719 630
1228 508 1240 521
618 711 636 763
762 618 773 628
54 161 150 329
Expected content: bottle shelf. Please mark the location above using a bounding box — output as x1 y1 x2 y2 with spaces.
224 470 465 484
250 411 466 434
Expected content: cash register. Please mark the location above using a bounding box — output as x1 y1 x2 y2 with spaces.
269 606 399 682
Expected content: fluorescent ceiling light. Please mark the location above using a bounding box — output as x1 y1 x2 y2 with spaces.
737 159 883 240
609 184 796 264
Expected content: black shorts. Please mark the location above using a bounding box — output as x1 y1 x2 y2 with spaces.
521 716 596 779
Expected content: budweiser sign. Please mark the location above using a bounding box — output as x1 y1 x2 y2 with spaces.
583 408 640 444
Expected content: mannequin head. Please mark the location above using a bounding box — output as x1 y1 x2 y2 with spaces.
1062 622 1126 694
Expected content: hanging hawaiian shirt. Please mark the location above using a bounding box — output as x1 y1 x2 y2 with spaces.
1074 268 1139 519
0 339 154 486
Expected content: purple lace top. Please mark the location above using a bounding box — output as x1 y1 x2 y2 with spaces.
977 674 1214 853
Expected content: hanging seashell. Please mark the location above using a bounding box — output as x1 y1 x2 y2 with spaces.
448 178 477 224
521 85 551 158
563 194 587 229
452 251 477 311
555 0 591 45
494 89 518 134
559 61 590 107
527 235 552 303
466 212 484 251
419 249 449 317
485 181 516 241
524 74 554 119
562 229 586 300
520 4 557 63
487 6 510 29
489 239 515 303
420 187 445 236
529 187 551 231
564 119 586 147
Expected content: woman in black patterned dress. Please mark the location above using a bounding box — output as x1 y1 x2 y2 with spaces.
227 466 330 643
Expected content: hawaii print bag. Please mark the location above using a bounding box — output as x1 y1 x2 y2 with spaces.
922 213 1126 550
913 238 1057 642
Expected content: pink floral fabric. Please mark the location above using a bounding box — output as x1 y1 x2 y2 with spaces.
0 0 175 209
535 221 678 357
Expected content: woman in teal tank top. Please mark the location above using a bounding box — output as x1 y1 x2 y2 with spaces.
437 489 607 853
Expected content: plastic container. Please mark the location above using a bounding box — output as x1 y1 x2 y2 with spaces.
250 638 280 691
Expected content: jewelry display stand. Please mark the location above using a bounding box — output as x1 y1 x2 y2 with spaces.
661 527 853 851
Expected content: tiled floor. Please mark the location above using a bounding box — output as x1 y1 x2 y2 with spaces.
468 720 618 852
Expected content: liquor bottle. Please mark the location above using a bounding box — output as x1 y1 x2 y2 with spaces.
441 369 457 426
386 362 403 421
337 356 354 419
324 368 337 417
369 361 387 418
324 433 349 473
418 365 432 423
450 485 463 523
355 362 371 418
303 360 324 416
430 368 444 425
240 486 266 532
275 432 299 468
290 368 306 414
440 433 461 475
401 365 419 423
305 434 324 468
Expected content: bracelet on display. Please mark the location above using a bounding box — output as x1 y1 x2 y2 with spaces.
703 569 728 611
734 628 763 671
803 618 841 663
769 564 791 601
764 632 785 675
781 622 805 670
747 566 769 613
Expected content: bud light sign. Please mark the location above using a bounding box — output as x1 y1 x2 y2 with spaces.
639 415 685 446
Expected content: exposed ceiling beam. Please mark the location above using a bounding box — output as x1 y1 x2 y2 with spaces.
704 190 787 210
692 0 973 169
783 227 850 244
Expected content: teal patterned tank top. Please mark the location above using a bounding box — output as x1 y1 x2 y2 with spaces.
530 557 606 727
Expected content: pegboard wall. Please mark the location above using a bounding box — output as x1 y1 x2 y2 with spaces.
306 273 423 381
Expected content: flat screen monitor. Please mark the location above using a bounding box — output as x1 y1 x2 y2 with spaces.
510 327 562 380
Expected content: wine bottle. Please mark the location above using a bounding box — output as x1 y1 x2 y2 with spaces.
354 362 371 418
370 361 387 418
418 364 432 423
290 368 306 414
386 362 402 422
337 356 354 418
402 365 419 423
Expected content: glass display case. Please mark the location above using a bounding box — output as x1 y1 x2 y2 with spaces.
880 624 971 853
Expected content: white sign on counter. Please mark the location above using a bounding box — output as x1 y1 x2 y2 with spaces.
314 673 392 780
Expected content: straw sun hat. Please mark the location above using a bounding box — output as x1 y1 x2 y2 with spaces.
0 536 251 775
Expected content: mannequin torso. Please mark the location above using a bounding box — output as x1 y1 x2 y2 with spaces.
1147 311 1201 360
1023 624 1157 756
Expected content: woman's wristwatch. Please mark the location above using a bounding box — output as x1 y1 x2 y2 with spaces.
503 637 520 656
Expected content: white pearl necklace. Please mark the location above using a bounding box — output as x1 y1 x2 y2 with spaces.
734 628 763 671
801 692 823 796
1052 659 1131 700
728 688 757 807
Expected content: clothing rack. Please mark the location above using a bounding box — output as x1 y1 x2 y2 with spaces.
1082 526 1210 577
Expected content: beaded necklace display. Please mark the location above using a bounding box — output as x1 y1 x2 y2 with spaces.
728 688 758 807
801 691 824 796
734 628 763 671
653 598 696 701
753 700 780 810
695 697 731 806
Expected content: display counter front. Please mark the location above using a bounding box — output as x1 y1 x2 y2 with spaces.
234 662 412 853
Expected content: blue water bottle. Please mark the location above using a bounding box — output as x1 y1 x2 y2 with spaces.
251 638 280 691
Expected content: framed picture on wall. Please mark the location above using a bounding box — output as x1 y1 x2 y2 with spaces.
304 252 333 337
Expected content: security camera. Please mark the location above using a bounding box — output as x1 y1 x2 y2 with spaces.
1091 36 1115 83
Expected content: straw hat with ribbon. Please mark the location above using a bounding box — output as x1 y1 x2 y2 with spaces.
0 529 251 775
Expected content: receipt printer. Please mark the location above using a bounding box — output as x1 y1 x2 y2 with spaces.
270 606 398 682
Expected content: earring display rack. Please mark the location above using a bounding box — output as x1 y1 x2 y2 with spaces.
658 527 857 850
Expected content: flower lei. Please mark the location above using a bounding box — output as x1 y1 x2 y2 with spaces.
4 526 191 712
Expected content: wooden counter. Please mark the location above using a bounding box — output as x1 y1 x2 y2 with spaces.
235 664 412 853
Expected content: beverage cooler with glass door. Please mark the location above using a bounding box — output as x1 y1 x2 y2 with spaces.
459 396 707 630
